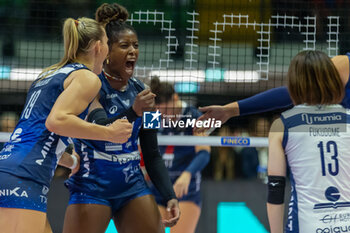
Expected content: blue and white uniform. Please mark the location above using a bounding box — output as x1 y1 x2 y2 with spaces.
0 63 90 212
66 73 150 214
150 103 206 207
281 104 350 233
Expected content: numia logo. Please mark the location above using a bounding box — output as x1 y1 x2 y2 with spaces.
301 113 342 125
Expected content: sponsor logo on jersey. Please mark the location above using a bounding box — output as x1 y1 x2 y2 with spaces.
122 99 130 106
320 213 350 224
0 154 11 160
105 143 123 151
109 105 118 114
106 93 119 99
3 145 14 153
287 185 296 231
11 128 22 143
72 64 85 68
122 163 140 183
42 186 49 195
314 186 350 210
116 152 141 164
301 113 343 125
0 144 13 160
316 225 350 233
0 187 28 198
38 185 50 204
40 195 47 204
36 132 56 165
34 77 53 88
125 141 132 149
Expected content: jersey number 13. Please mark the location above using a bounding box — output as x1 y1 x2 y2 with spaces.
317 141 339 176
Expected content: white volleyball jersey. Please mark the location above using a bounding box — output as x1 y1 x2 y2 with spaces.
281 104 350 233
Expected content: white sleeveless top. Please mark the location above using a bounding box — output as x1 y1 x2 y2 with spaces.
281 104 350 233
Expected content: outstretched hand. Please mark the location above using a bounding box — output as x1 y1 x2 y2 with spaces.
162 198 180 227
194 104 233 133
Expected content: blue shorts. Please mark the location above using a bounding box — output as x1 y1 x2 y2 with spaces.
0 171 49 213
68 187 152 215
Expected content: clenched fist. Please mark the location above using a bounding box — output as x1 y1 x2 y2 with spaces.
133 89 156 116
107 119 133 143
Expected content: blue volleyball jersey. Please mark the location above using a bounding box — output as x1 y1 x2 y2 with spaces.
158 104 202 183
66 73 147 198
0 63 90 187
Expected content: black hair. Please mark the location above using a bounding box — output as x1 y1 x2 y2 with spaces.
150 76 175 104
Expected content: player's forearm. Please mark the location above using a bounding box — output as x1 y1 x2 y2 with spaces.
46 113 112 141
146 156 176 201
237 86 293 116
185 149 210 175
267 203 284 233
224 102 240 118
139 129 176 201
87 108 138 124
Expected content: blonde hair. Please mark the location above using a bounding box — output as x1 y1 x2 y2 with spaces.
288 50 344 105
39 17 105 79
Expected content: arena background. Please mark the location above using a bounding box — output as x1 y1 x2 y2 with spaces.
0 0 349 232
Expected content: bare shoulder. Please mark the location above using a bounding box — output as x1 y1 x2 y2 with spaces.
71 69 101 84
65 69 101 89
332 55 349 86
269 118 284 140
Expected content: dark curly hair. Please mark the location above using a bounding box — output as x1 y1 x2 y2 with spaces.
95 3 137 49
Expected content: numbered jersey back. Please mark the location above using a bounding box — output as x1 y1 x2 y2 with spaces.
281 104 350 233
0 63 89 187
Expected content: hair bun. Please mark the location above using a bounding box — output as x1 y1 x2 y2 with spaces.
95 3 129 25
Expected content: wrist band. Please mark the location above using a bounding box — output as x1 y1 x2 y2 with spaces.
69 154 78 170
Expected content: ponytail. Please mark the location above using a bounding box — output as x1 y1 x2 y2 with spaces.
150 76 175 104
39 17 104 79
